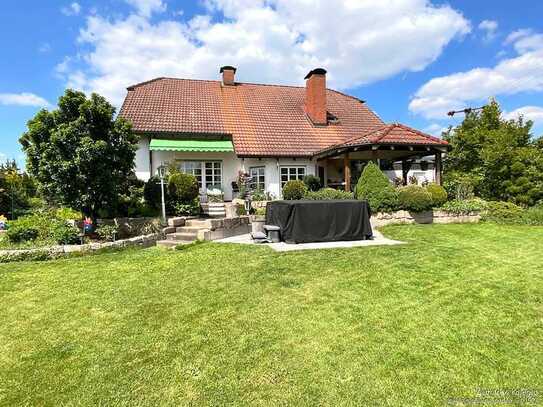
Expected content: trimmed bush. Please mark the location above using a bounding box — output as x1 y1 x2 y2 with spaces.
168 171 199 203
305 188 354 200
282 180 307 200
426 183 448 207
6 220 39 243
355 162 399 212
398 185 433 212
302 175 322 192
481 201 524 224
441 198 488 215
143 176 166 209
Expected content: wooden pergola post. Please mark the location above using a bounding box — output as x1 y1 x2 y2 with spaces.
434 152 443 185
344 152 351 192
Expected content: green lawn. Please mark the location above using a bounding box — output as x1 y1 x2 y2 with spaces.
1 224 542 406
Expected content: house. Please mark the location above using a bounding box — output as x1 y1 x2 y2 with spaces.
120 66 449 200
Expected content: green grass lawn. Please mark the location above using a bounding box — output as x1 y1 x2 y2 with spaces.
1 224 542 406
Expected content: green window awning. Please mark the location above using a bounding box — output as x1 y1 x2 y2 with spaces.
149 139 234 152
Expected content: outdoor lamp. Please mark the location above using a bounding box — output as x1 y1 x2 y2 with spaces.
157 164 167 224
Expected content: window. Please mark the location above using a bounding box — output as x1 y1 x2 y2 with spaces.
205 162 222 190
249 167 265 191
280 166 305 187
178 161 203 187
177 161 222 190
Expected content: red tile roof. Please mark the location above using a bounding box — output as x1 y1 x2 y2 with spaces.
119 77 446 157
315 123 448 156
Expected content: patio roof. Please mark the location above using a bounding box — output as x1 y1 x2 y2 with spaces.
313 123 449 159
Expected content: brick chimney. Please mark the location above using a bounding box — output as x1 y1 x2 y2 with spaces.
304 68 327 125
220 66 236 86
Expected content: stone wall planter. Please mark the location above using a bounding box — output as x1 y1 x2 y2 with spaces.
371 209 480 227
0 232 163 263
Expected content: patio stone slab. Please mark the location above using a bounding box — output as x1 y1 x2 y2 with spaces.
215 229 404 252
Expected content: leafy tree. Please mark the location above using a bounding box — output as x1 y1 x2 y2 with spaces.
20 89 138 219
0 159 36 219
444 99 543 206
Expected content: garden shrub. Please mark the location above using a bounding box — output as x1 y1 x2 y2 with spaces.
398 185 433 212
304 187 354 200
51 221 80 245
173 198 201 216
168 171 199 203
481 201 524 224
143 176 166 209
251 189 268 201
440 198 488 214
6 219 39 243
236 204 246 216
426 183 448 207
282 180 307 200
5 210 83 245
96 224 119 242
302 175 322 192
521 205 543 225
55 207 82 221
355 162 398 212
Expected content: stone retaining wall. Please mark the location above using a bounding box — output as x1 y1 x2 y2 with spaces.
0 233 162 263
97 217 161 239
371 210 480 227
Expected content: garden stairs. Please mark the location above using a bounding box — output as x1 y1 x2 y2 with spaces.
157 218 211 249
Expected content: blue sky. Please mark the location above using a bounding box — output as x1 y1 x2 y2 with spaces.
2 0 543 166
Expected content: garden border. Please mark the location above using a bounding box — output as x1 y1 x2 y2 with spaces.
0 232 162 263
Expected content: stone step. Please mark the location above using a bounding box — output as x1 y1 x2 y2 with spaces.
167 232 198 241
176 226 204 233
185 219 211 228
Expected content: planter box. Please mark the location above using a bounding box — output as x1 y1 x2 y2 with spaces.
371 209 480 227
250 215 266 235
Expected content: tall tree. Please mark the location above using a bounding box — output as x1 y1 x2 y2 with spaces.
20 90 138 218
444 99 543 206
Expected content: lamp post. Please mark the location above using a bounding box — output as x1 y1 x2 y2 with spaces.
157 164 167 224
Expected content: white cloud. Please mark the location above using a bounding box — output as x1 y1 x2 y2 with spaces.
478 19 498 42
504 106 543 127
0 93 50 108
58 0 470 106
410 29 543 119
423 123 448 135
125 0 166 17
61 2 81 16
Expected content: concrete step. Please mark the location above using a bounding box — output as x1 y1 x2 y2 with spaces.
176 226 204 233
156 240 189 249
185 219 211 228
167 232 198 241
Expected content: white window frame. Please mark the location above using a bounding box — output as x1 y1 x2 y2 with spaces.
249 166 266 191
280 166 306 188
176 160 223 191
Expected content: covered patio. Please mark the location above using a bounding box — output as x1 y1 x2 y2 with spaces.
313 124 450 191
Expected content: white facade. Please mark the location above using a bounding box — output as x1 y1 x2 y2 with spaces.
134 137 316 200
134 137 436 199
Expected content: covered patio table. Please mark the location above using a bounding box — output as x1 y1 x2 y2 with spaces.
265 200 372 244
